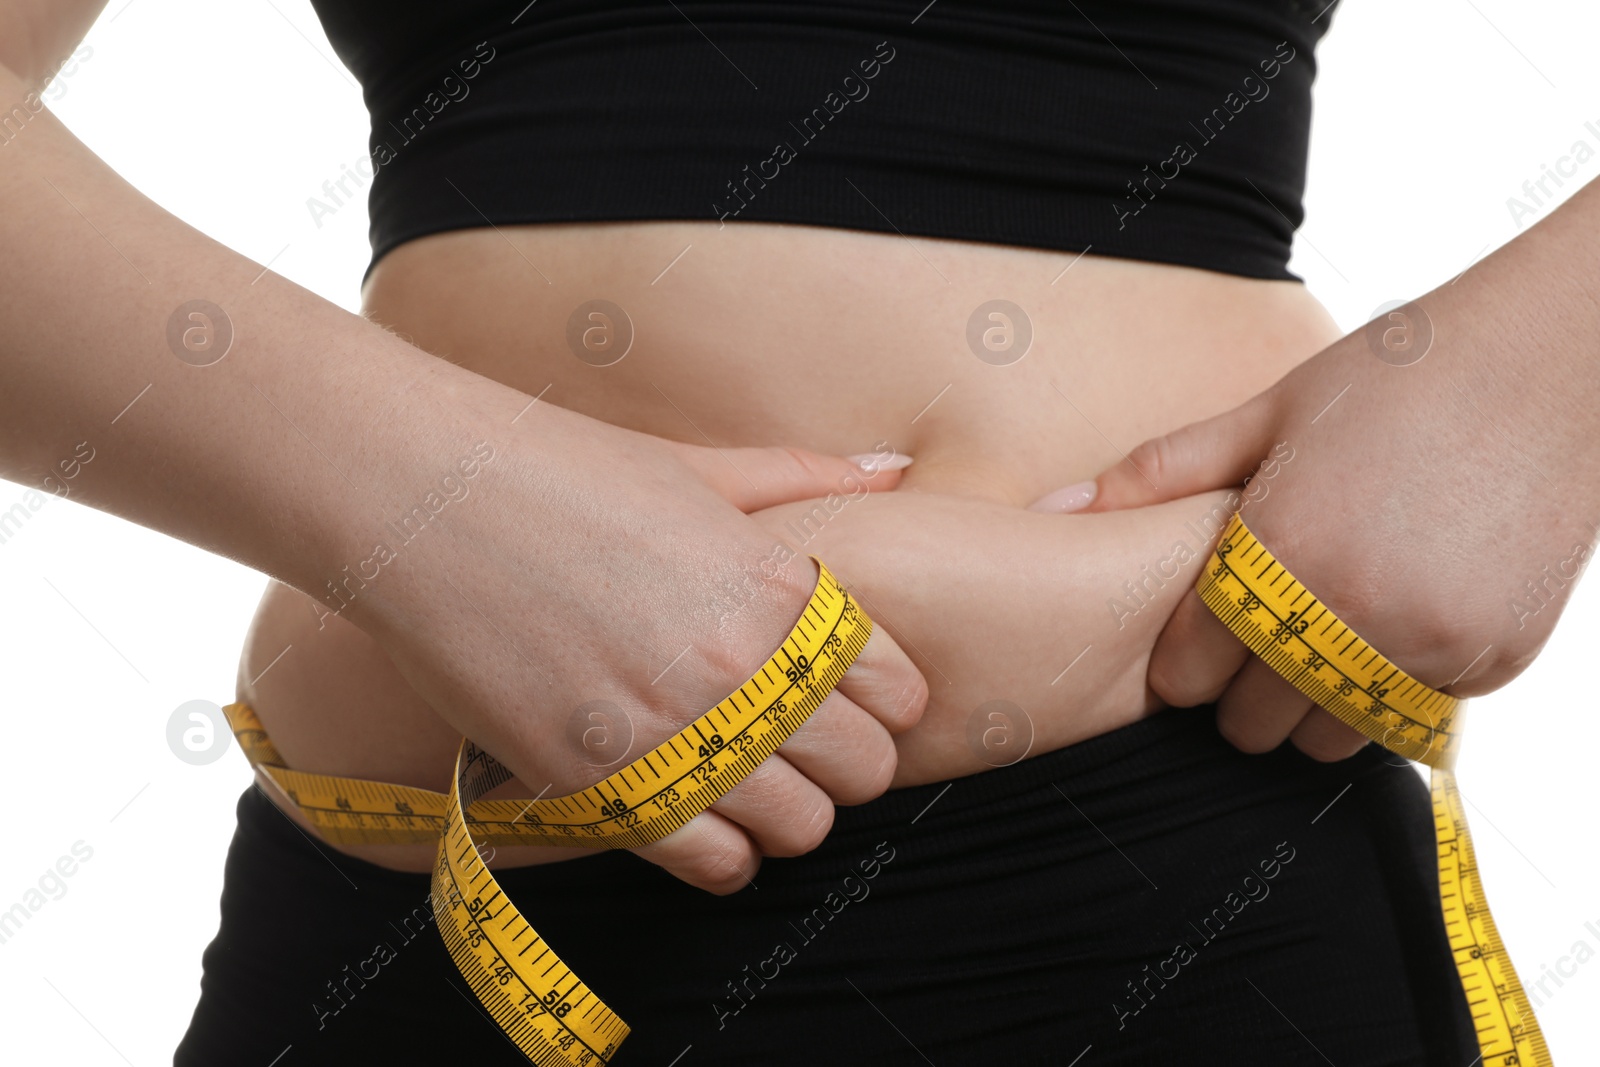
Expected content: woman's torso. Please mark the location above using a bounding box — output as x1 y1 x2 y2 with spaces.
239 219 1343 870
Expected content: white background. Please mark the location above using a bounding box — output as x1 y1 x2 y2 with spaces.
2 0 1598 1062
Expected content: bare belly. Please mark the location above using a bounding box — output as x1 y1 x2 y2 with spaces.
239 220 1342 870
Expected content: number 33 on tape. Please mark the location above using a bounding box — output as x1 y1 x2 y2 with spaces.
1198 513 1550 1067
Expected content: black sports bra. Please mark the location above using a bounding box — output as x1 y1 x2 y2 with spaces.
308 0 1339 282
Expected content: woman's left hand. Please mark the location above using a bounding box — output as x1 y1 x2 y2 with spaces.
1061 248 1600 760
747 486 1240 785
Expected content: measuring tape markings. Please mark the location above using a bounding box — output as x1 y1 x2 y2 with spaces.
431 571 869 1065
222 524 1546 1064
1196 546 1460 765
225 558 870 1065
1198 513 1550 1066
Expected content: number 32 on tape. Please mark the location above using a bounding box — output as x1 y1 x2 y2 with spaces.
1197 513 1551 1067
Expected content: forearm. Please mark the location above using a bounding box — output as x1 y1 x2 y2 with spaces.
748 489 1240 782
1401 175 1600 506
0 62 517 600
0 0 104 85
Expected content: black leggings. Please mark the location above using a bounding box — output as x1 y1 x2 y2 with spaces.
176 707 1476 1066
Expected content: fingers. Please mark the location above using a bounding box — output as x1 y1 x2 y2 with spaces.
1215 657 1314 753
1158 586 1374 763
664 692 893 870
630 678 901 894
1076 391 1277 513
1146 589 1252 707
669 440 912 512
1288 708 1370 762
772 688 898 805
1215 659 1370 761
707 751 835 858
1027 480 1099 514
631 568 920 895
632 809 762 895
832 624 928 735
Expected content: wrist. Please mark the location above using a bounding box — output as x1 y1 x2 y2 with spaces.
278 334 530 631
1409 184 1600 510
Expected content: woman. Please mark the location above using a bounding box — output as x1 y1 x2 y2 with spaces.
2 1 1504 1064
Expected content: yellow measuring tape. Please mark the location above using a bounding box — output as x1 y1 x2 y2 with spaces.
221 522 1553 1064
1198 512 1551 1065
224 558 869 1065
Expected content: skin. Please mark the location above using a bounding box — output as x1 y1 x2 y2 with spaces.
0 14 931 895
1077 176 1600 758
241 219 1338 877
7 3 1439 894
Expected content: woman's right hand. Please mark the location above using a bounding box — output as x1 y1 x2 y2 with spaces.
337 389 927 894
0 12 927 895
744 486 1243 785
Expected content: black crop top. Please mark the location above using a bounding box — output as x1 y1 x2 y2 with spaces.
307 0 1339 282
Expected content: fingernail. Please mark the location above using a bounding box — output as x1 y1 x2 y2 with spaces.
849 452 913 474
1028 480 1097 513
